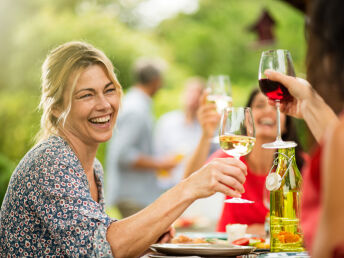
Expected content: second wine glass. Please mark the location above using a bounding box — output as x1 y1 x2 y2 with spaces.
258 49 297 149
219 107 256 204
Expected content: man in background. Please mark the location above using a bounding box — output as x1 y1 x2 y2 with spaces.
105 58 177 218
154 77 223 231
154 77 205 190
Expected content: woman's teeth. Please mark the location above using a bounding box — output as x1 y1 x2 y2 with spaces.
90 115 110 124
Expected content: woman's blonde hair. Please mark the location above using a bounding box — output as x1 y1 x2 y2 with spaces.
36 41 122 143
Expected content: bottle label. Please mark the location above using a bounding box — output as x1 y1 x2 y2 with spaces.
266 173 282 191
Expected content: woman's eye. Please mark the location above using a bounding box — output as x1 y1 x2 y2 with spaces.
105 88 116 94
79 93 92 99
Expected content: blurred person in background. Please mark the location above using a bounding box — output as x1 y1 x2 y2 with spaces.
263 0 344 256
184 88 306 236
0 41 249 257
105 58 179 218
154 76 206 190
154 77 221 230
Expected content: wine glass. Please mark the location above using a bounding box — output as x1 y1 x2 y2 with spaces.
206 75 232 114
206 75 232 143
219 107 256 204
258 49 297 149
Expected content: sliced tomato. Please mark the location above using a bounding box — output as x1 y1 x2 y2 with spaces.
232 237 250 246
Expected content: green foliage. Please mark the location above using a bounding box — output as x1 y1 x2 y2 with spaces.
0 93 40 163
0 153 15 206
157 0 306 89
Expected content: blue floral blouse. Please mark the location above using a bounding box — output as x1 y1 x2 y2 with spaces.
0 136 115 257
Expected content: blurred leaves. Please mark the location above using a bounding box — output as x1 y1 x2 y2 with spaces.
157 0 306 87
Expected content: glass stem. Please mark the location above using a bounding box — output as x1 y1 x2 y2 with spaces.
276 100 282 142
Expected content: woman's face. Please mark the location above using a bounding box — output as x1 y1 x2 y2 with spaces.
62 65 120 145
251 92 286 140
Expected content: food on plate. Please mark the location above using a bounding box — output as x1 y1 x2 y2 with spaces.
171 234 228 245
171 235 208 244
232 238 249 246
231 237 270 249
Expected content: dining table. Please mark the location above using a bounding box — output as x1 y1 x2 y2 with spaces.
142 231 310 258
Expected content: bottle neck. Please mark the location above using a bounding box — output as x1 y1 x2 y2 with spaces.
277 147 302 186
278 147 295 158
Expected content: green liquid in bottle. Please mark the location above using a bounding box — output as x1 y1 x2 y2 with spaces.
270 147 305 252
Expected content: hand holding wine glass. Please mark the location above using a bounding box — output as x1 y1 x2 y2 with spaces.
264 69 339 143
264 70 313 119
258 49 297 149
197 92 221 139
219 107 256 204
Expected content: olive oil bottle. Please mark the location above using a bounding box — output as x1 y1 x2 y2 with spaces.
268 147 304 252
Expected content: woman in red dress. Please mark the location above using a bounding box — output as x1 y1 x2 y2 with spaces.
184 89 306 236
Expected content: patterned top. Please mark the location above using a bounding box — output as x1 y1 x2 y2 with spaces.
0 136 115 257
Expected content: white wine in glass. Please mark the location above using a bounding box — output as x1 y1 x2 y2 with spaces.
219 107 256 204
219 135 256 158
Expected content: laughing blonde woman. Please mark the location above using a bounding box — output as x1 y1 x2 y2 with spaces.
0 41 247 257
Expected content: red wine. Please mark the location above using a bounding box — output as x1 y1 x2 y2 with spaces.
259 79 293 102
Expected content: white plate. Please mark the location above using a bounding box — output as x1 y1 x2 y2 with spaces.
150 243 255 256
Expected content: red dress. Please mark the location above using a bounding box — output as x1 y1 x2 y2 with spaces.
207 150 269 232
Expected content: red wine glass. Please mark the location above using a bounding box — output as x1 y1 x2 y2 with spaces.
258 49 297 149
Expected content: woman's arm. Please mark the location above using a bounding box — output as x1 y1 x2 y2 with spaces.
184 93 220 178
265 70 338 142
106 157 247 257
312 119 344 258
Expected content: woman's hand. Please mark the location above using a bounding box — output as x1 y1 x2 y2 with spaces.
184 157 247 200
264 70 313 119
264 69 338 142
197 92 221 138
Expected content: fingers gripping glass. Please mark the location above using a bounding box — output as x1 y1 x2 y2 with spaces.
219 107 256 204
258 49 297 149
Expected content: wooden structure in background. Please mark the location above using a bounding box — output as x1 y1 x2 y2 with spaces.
248 9 276 45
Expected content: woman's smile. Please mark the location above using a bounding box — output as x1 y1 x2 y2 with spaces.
88 113 113 129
